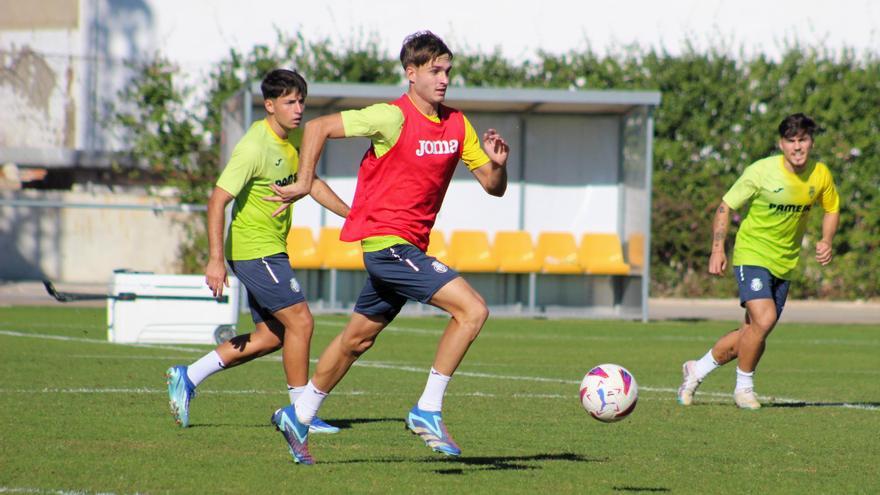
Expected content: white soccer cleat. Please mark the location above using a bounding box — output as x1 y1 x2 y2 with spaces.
734 388 762 410
676 360 702 406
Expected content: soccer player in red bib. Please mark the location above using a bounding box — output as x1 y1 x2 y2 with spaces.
264 31 510 464
677 113 840 409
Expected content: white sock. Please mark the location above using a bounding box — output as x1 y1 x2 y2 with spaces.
186 350 225 387
294 381 328 425
693 349 720 381
735 367 755 392
417 368 451 412
288 385 305 405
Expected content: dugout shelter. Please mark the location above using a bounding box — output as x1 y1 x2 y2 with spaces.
222 83 660 321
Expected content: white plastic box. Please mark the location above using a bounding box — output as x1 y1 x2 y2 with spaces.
107 271 240 344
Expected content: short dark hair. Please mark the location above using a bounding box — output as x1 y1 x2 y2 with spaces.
399 31 453 69
261 69 307 100
778 113 818 139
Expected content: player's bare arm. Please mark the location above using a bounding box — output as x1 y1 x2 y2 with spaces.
472 129 509 196
310 176 351 218
264 114 346 217
708 201 731 275
205 186 234 297
816 211 840 265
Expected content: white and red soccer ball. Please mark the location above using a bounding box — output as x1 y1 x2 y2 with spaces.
579 364 638 422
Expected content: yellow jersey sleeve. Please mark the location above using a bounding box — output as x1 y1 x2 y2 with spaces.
216 142 260 196
722 163 761 210
817 163 841 213
341 103 404 157
461 115 491 171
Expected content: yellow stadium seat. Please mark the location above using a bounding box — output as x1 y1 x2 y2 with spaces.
579 233 631 275
536 232 583 274
286 227 323 269
627 233 645 270
318 226 364 270
449 230 498 272
426 230 454 266
493 231 541 273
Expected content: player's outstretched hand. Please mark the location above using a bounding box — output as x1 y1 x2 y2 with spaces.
815 239 833 265
205 258 229 298
263 182 310 217
482 129 509 165
708 250 727 275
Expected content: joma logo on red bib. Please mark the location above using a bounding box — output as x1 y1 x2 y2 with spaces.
415 139 460 157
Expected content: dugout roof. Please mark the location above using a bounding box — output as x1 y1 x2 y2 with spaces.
247 82 661 114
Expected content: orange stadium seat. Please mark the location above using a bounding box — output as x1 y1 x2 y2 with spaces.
536 232 583 274
579 233 631 275
426 230 454 266
627 233 645 271
318 226 364 270
493 231 541 273
286 227 323 269
449 230 498 272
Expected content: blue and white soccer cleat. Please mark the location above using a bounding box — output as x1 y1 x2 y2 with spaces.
271 405 315 465
165 365 196 428
309 416 340 434
405 405 461 456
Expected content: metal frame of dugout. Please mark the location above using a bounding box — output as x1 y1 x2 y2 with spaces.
222 83 660 321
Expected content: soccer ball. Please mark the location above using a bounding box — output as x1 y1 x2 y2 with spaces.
579 364 638 422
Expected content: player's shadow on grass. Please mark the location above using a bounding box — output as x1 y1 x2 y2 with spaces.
429 452 604 474
766 401 880 409
321 417 402 430
326 452 604 474
612 487 671 493
187 417 400 430
666 317 708 323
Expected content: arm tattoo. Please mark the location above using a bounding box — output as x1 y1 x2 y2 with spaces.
717 205 726 214
713 231 725 242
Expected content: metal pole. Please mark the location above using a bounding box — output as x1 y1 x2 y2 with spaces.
642 108 656 323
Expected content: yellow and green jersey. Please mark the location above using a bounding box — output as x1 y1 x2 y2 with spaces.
723 155 840 279
340 98 491 252
216 119 302 260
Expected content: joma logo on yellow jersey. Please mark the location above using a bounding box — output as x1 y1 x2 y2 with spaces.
275 173 296 187
768 203 812 213
415 139 460 157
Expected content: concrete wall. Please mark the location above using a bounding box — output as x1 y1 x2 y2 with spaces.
1 190 191 283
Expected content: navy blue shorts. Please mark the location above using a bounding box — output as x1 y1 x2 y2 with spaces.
734 265 791 318
354 243 460 321
228 253 306 324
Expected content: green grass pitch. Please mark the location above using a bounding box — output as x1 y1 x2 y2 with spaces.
1 306 878 494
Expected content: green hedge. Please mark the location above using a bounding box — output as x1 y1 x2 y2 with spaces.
112 35 879 299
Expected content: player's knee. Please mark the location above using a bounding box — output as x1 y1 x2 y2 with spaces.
284 315 314 340
473 302 490 327
458 300 489 338
752 314 777 334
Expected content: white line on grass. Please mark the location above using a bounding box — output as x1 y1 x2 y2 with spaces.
0 386 876 411
3 329 878 411
0 487 134 495
339 321 880 347
0 330 208 354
